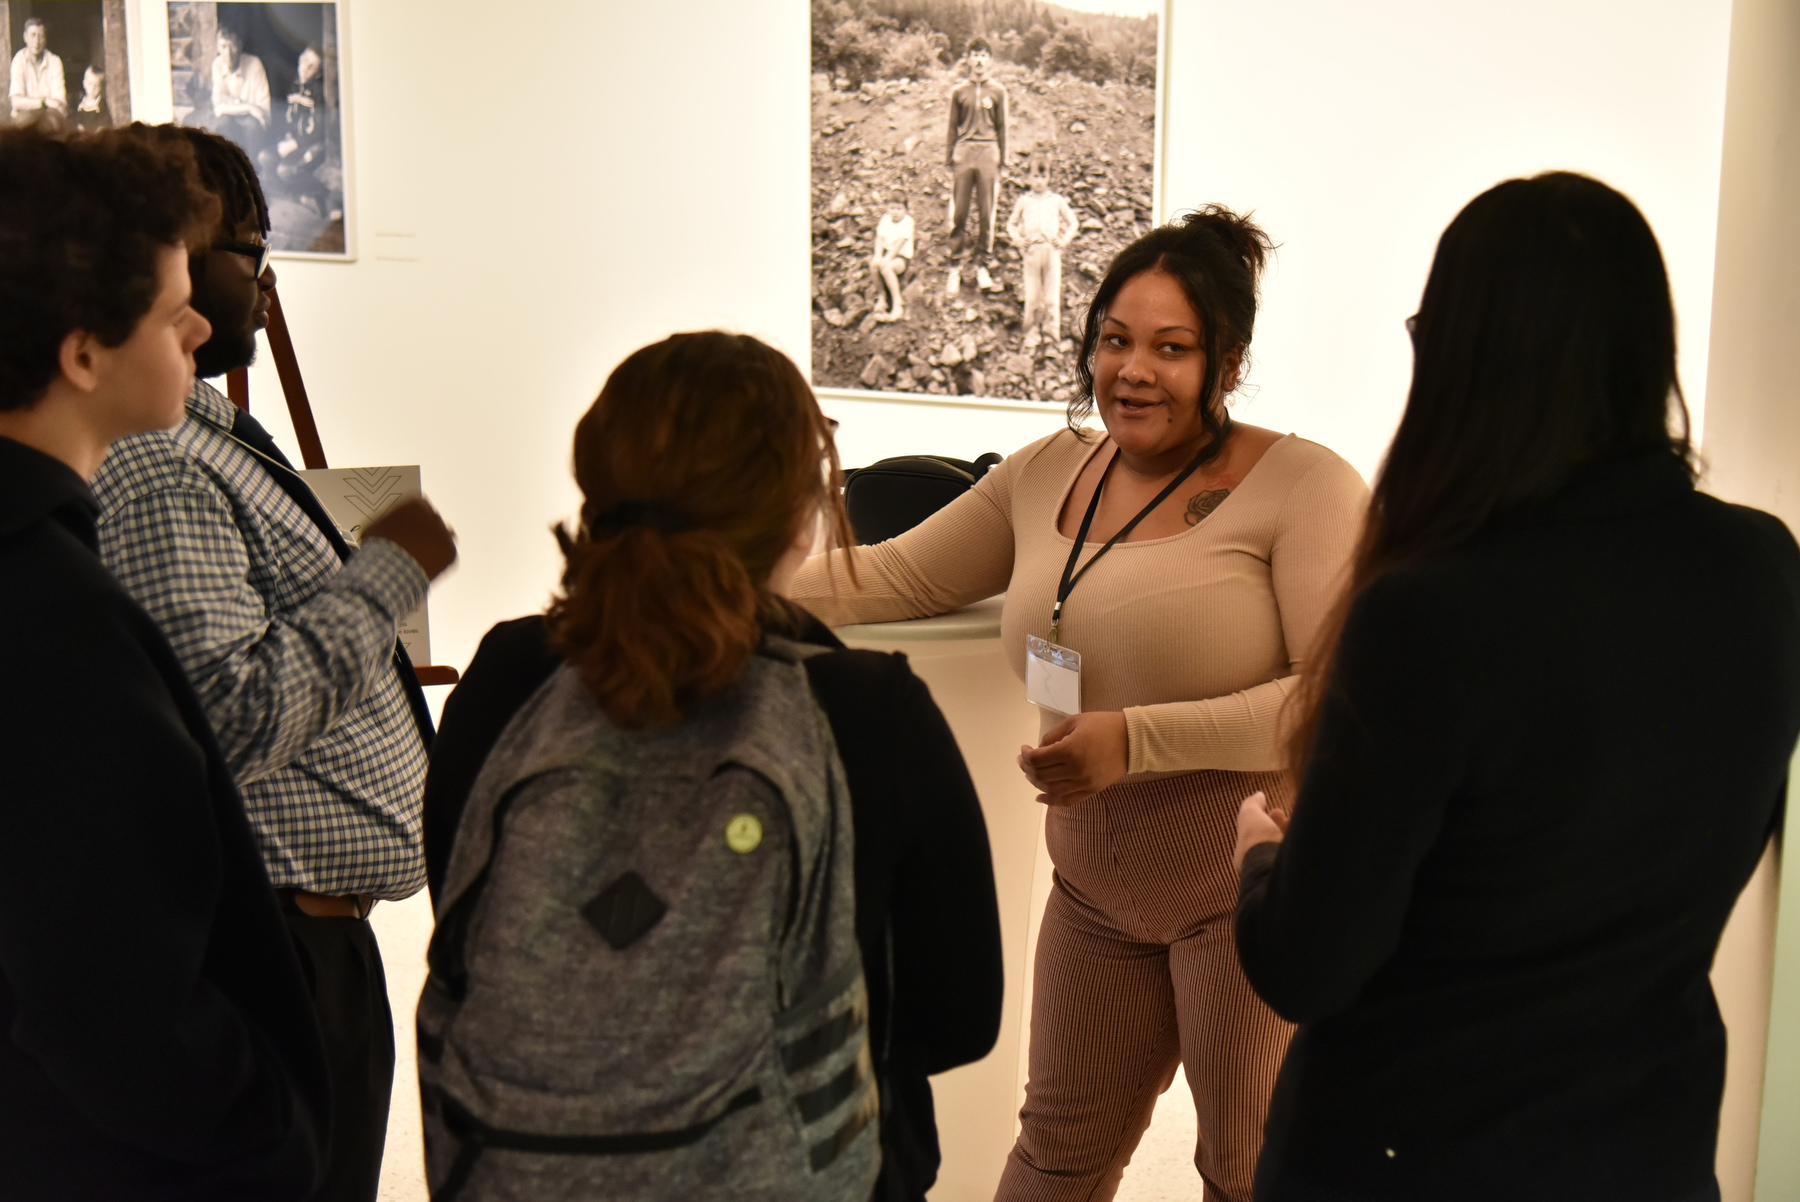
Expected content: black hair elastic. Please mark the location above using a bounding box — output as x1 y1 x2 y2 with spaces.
590 501 694 536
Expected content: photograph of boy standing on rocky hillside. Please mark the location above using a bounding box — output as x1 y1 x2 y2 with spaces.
812 0 1160 404
944 36 1006 297
1007 156 1080 350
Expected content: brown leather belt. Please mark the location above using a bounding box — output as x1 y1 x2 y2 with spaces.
279 889 376 920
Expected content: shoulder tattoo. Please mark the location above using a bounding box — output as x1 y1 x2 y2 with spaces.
1184 489 1230 526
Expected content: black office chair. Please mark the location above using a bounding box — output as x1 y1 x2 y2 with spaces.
843 453 1004 545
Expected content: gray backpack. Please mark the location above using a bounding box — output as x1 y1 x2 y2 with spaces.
417 638 878 1201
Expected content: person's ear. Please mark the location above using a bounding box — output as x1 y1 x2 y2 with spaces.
1221 345 1246 394
57 329 106 395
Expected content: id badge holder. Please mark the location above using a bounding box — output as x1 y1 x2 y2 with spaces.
1026 634 1082 717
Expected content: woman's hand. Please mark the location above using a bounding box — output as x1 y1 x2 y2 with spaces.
1232 790 1290 873
1018 711 1128 806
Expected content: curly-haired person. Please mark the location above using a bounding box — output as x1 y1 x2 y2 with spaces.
0 123 331 1200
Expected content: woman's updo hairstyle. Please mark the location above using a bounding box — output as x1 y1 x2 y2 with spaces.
1072 205 1275 458
546 332 851 729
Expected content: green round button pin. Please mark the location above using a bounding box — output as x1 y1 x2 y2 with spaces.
725 813 763 854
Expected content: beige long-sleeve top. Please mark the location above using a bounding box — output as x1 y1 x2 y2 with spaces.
792 429 1369 777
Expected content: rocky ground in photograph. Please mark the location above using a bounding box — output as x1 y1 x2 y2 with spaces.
811 63 1156 403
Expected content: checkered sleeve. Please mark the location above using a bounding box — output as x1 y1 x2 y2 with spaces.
99 480 429 787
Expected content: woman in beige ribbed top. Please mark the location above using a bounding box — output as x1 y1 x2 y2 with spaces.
794 211 1367 1202
792 425 1364 775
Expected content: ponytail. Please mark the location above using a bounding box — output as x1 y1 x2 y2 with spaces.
548 522 762 730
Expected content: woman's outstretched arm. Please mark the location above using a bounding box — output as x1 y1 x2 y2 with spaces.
791 441 1039 626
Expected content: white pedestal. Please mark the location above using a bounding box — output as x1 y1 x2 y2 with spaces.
836 597 1055 1202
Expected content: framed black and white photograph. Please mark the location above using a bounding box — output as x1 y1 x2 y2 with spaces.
3 1 131 130
168 0 349 257
811 0 1164 406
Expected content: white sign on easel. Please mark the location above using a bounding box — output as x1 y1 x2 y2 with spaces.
299 465 432 667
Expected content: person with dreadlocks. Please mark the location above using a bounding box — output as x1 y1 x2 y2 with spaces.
90 125 458 1202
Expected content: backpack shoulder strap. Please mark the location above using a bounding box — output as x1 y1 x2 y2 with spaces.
427 666 617 997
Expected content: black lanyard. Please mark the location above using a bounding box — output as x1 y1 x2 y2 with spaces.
1051 444 1212 643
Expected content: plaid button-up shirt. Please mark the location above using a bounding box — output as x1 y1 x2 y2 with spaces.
91 379 430 899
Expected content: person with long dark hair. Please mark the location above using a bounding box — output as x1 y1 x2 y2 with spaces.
794 210 1369 1201
1233 172 1800 1202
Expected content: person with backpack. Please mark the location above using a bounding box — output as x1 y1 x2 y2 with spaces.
417 331 1004 1201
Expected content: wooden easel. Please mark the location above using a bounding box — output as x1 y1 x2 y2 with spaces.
226 288 459 686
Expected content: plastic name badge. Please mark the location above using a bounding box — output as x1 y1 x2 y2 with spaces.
1026 634 1082 717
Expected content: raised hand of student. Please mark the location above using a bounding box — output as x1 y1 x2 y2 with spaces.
1018 711 1128 806
1232 790 1290 873
364 495 458 582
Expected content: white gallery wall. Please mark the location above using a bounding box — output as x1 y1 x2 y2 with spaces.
1699 0 1800 1196
1160 0 1733 479
126 0 1736 677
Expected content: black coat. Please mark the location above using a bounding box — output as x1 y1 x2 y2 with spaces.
0 437 331 1199
422 612 1006 1198
1236 452 1800 1202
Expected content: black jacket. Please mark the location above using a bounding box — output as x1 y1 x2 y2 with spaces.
1236 452 1800 1202
0 437 331 1199
421 613 1006 1198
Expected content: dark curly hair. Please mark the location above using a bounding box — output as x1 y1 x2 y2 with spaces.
0 123 219 412
1071 206 1276 467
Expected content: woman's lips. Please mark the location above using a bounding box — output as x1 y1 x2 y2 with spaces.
1111 394 1161 412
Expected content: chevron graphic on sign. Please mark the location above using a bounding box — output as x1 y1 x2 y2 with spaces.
300 465 421 545
335 468 409 522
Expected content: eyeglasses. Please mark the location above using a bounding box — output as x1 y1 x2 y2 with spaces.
213 237 272 277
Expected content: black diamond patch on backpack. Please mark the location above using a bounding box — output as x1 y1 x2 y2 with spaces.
582 871 668 950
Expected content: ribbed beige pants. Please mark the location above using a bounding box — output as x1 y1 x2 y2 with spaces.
996 770 1295 1202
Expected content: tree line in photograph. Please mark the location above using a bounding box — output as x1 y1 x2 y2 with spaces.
813 0 1157 88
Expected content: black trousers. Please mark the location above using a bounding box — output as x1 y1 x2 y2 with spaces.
285 909 396 1202
949 141 999 261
